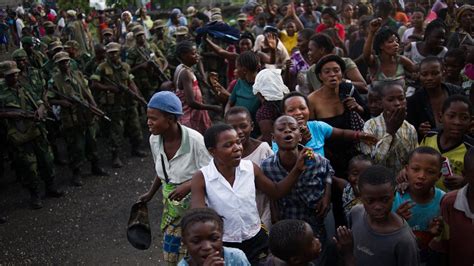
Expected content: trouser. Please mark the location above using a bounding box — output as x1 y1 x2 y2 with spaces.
63 123 99 171
224 228 269 266
9 136 55 189
102 106 143 153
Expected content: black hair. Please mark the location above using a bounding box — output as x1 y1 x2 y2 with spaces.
256 12 267 20
181 208 224 237
298 29 314 42
423 19 446 41
224 106 252 121
204 123 234 149
375 1 394 17
236 51 259 72
357 3 370 17
373 27 400 55
464 147 474 172
408 146 443 166
321 7 339 21
441 95 473 115
358 165 396 190
281 91 309 112
444 48 466 66
269 219 309 261
412 6 426 17
348 155 373 168
314 54 346 81
176 40 195 60
240 32 255 46
309 33 335 54
419 56 443 69
377 80 405 97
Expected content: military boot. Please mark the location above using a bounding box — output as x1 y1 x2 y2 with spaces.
29 187 43 209
112 152 123 168
131 141 147 158
91 161 109 176
45 181 65 198
71 169 83 187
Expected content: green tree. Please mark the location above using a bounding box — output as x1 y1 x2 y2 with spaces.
56 0 90 11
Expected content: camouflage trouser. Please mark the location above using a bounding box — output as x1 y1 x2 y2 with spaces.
134 77 157 101
63 122 99 171
9 136 55 189
102 106 143 153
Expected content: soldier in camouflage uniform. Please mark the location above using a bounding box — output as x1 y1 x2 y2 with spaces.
12 49 46 99
101 28 115 46
126 25 167 100
65 40 91 73
48 52 108 186
91 42 146 168
0 61 63 209
21 36 47 70
40 21 60 47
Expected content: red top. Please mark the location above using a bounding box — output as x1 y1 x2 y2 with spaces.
315 23 346 41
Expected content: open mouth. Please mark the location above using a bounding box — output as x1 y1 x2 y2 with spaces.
284 135 294 142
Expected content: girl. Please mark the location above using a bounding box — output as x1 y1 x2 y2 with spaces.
404 19 448 65
316 7 346 42
420 95 473 191
191 123 308 265
225 107 273 230
401 7 426 46
363 18 417 87
179 208 251 266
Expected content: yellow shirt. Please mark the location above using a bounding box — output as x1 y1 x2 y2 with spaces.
280 30 298 54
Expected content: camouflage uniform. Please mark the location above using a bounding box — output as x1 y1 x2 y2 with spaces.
0 61 62 208
91 42 145 167
12 48 46 99
48 52 106 186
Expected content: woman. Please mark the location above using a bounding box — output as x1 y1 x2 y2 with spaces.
139 91 212 265
363 18 417 87
316 7 346 41
404 19 448 64
401 7 426 46
447 4 474 49
339 2 357 37
174 41 220 134
307 33 368 94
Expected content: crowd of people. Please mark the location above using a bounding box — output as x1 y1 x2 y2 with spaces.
1 0 474 265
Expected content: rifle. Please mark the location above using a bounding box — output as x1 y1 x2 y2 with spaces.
0 108 55 121
101 76 148 106
135 48 171 84
48 88 112 122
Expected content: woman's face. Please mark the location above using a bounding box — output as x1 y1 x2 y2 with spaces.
307 40 324 65
210 129 243 168
239 38 253 53
122 13 131 24
321 13 336 27
410 11 424 28
235 61 246 79
146 108 172 135
286 22 296 36
225 112 253 147
183 47 199 65
342 4 354 19
255 6 264 15
284 96 310 125
380 34 400 56
426 27 446 48
461 10 474 29
318 61 343 89
297 33 309 54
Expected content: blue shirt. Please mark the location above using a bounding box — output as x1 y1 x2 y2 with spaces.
178 247 250 266
272 120 333 156
392 188 445 232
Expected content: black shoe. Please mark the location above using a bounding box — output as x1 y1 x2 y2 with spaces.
71 171 83 187
91 164 109 176
112 154 123 168
45 186 65 198
30 195 43 209
131 149 147 158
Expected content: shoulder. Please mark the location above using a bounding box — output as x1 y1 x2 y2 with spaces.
261 154 277 166
342 57 356 69
443 82 464 95
463 134 474 148
223 247 250 264
440 190 458 207
184 125 205 143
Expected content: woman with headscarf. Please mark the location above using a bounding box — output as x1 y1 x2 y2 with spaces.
447 4 474 49
139 91 212 265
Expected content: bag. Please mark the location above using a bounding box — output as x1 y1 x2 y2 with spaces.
127 201 152 250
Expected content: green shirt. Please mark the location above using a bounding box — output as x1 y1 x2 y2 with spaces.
229 79 261 119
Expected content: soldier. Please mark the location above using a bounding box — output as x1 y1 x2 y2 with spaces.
64 40 91 72
0 61 64 209
101 28 114 46
40 21 59 47
91 42 147 168
126 25 167 100
150 19 167 53
47 52 108 186
63 10 92 55
21 36 47 69
12 48 47 99
84 44 106 78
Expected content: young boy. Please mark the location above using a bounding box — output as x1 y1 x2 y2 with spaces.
265 219 321 266
336 165 420 266
429 148 474 266
420 95 473 191
260 115 334 265
444 48 465 87
361 81 418 174
392 147 445 263
367 85 383 118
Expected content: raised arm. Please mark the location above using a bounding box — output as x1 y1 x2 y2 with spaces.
204 36 238 61
363 18 382 67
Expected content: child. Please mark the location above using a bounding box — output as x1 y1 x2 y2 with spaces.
443 48 465 87
265 219 321 266
179 208 251 266
361 81 418 174
340 155 373 220
261 115 334 266
336 165 420 266
191 123 308 264
429 148 474 266
392 147 445 263
225 106 274 230
420 95 473 191
367 85 383 118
